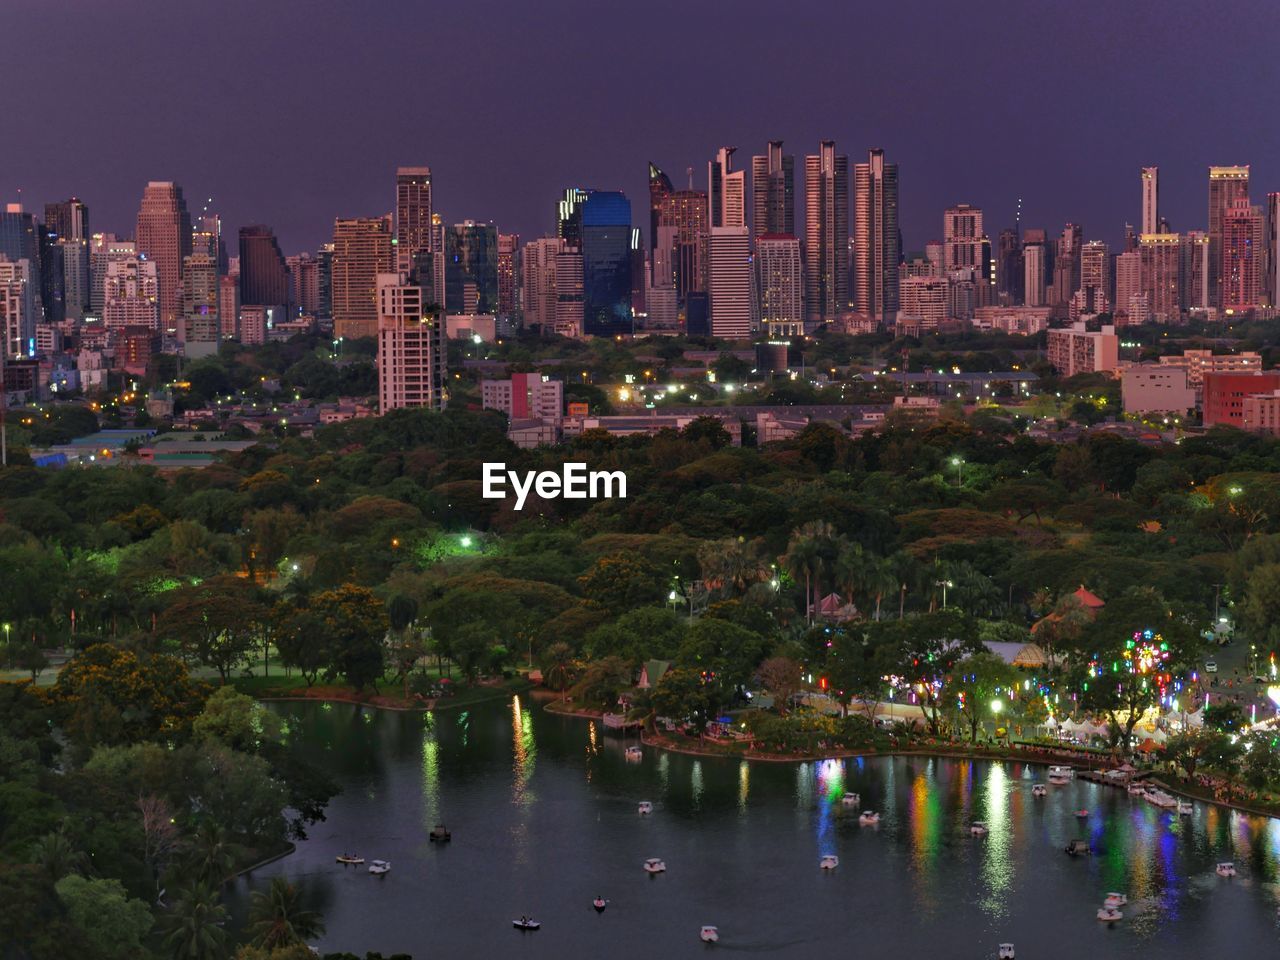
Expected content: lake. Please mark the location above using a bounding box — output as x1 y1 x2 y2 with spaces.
227 696 1280 958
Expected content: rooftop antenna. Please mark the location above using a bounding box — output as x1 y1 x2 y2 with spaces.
1015 197 1023 237
687 167 693 190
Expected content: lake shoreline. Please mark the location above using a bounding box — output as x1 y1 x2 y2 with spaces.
542 700 1280 821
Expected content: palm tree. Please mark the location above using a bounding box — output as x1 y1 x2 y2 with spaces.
698 538 764 597
247 877 325 950
157 881 228 960
184 821 239 888
541 641 575 700
31 828 89 882
861 555 899 621
785 521 840 624
887 550 921 619
833 541 867 616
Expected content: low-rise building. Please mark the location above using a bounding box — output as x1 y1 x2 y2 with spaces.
1202 371 1280 427
1121 365 1195 414
482 373 564 424
1046 321 1118 376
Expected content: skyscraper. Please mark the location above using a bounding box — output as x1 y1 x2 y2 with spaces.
1141 167 1159 236
554 246 584 338
942 204 987 273
238 225 290 311
650 164 708 302
1266 194 1280 308
804 140 849 324
103 257 159 329
522 237 565 332
1208 166 1250 309
996 228 1023 302
445 221 499 315
853 148 900 324
579 191 631 336
707 226 752 339
1023 242 1045 307
0 204 42 326
751 141 794 240
377 272 448 413
756 234 803 335
134 182 192 333
331 216 393 339
395 167 433 268
0 258 34 358
181 252 220 357
286 253 321 316
1076 240 1110 315
1222 199 1263 314
497 233 520 318
556 188 589 247
1140 233 1182 323
1114 250 1144 323
709 147 745 229
1179 231 1211 312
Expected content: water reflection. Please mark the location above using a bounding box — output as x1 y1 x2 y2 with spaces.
980 762 1012 917
511 695 536 805
419 714 439 829
737 760 749 815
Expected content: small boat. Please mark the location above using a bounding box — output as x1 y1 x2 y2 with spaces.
335 854 364 865
1096 906 1123 923
700 925 719 943
859 811 880 826
429 824 451 842
1177 800 1193 815
367 859 391 875
1048 765 1074 780
512 917 541 931
820 855 839 870
1065 839 1090 857
1127 781 1147 796
1031 784 1048 797
970 822 988 837
1104 892 1128 908
1048 772 1070 785
644 858 666 874
998 945 1016 960
625 745 643 760
1144 789 1177 809
638 801 653 815
592 897 608 913
1216 862 1236 878
1074 809 1089 818
841 793 861 809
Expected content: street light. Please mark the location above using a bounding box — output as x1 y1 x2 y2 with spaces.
951 456 965 487
935 579 953 609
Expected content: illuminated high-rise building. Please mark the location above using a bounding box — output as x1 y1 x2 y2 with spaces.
804 140 848 324
134 182 192 333
287 253 321 316
181 252 220 357
1222 199 1263 314
377 272 448 413
709 147 745 229
521 237 564 332
1266 194 1280 308
395 166 433 268
650 162 708 302
1140 233 1182 323
942 204 987 273
1023 241 1045 307
1141 167 1159 236
1114 250 1144 323
331 216 393 339
579 192 631 336
756 234 804 334
707 226 752 339
752 141 794 239
853 148 900 323
0 204 42 325
445 221 499 315
497 233 520 318
103 256 159 329
1208 165 1250 308
1179 231 1211 312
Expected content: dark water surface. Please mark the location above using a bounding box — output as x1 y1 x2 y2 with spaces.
227 697 1280 958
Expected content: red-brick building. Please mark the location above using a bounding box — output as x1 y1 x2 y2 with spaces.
1202 371 1280 427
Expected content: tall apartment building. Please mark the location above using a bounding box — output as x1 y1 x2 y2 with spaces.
332 216 393 339
395 166 433 269
1180 232 1212 312
521 237 563 332
1023 242 1045 306
45 199 89 321
1141 167 1159 235
89 234 137 315
103 257 159 329
804 141 848 324
497 233 520 318
853 148 900 324
0 257 33 358
180 252 219 357
756 234 804 335
287 253 321 316
219 275 239 341
897 277 948 331
752 141 794 240
0 205 43 326
445 221 499 316
481 373 563 423
554 246 584 338
1267 194 1280 308
1208 166 1250 308
1222 198 1263 313
649 162 708 302
1046 321 1118 376
943 204 987 273
377 272 447 413
706 227 753 339
1140 233 1182 323
1114 250 1143 323
1075 240 1110 316
134 181 192 334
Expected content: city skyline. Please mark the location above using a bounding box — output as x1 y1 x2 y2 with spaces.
6 0 1280 255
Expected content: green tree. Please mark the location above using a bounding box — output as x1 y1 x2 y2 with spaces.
648 666 716 732
577 553 666 613
55 874 154 960
755 656 803 715
247 877 325 950
952 652 1018 742
157 881 228 960
158 576 265 683
193 687 284 753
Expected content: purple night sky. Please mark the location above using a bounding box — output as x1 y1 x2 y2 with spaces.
6 0 1278 255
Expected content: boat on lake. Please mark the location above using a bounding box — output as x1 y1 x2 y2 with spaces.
430 824 451 842
859 811 880 826
1065 839 1090 856
820 855 839 870
644 857 666 874
1104 892 1127 908
593 897 608 913
368 859 390 875
700 925 719 943
1096 906 1123 922
1031 784 1048 797
970 822 988 836
638 801 653 815
626 745 643 760
841 793 860 809
1217 862 1237 878
998 945 1015 959
335 854 364 865
513 917 541 931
